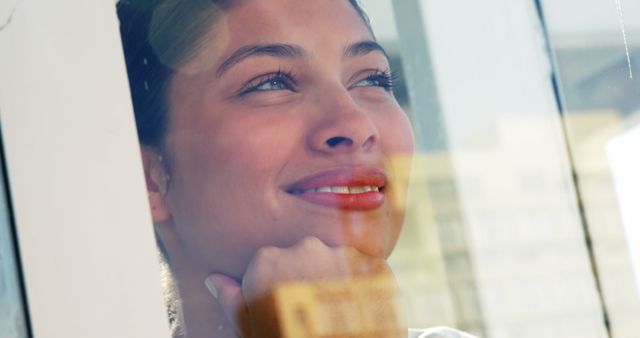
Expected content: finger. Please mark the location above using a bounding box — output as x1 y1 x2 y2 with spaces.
205 274 250 337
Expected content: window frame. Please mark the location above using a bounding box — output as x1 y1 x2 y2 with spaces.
0 1 171 337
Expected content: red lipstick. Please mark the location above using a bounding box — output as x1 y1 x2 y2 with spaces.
285 167 387 210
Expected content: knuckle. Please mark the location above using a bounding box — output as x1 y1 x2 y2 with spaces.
297 236 325 249
302 236 323 245
254 245 281 262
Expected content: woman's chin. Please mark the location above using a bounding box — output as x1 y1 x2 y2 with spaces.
303 232 397 259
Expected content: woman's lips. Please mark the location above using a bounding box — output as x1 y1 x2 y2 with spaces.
285 167 387 210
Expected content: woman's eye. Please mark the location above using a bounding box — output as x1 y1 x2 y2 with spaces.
255 79 288 91
352 71 394 92
239 71 297 95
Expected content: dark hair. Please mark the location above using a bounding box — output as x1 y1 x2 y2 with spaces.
117 0 371 148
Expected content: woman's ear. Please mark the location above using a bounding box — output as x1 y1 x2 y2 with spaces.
141 147 171 222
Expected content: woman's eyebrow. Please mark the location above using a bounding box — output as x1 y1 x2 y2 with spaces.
216 43 306 77
344 40 390 61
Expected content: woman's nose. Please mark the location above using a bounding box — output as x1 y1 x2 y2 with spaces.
307 94 379 155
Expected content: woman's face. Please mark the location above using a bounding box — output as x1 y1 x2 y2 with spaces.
157 0 414 279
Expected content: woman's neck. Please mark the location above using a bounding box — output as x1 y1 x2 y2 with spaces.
170 264 239 338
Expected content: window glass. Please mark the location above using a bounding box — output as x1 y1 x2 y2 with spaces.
0 144 29 338
372 1 613 337
113 0 634 337
541 1 640 337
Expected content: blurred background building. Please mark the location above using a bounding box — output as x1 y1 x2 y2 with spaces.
361 1 640 337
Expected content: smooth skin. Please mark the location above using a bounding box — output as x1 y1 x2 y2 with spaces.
144 0 414 337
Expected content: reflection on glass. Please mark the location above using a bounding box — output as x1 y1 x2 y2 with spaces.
117 0 475 337
115 0 638 337
387 1 610 337
607 125 640 296
542 0 640 337
0 148 28 338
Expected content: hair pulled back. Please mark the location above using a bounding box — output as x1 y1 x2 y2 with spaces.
117 0 371 148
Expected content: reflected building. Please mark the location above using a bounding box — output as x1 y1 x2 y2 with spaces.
391 111 640 338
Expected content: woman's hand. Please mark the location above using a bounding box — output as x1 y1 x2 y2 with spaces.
205 236 399 338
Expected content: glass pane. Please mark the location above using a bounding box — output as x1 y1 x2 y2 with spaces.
382 0 609 337
541 1 640 337
115 0 612 337
0 143 29 338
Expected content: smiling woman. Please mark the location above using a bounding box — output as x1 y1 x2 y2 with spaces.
117 0 473 337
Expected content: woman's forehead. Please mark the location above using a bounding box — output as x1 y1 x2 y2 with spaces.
180 0 374 74
224 0 370 44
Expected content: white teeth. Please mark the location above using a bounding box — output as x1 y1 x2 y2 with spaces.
331 186 350 194
349 186 367 194
302 186 381 194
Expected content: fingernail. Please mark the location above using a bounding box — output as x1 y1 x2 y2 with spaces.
205 277 219 299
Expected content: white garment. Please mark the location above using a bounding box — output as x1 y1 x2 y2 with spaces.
409 327 478 338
